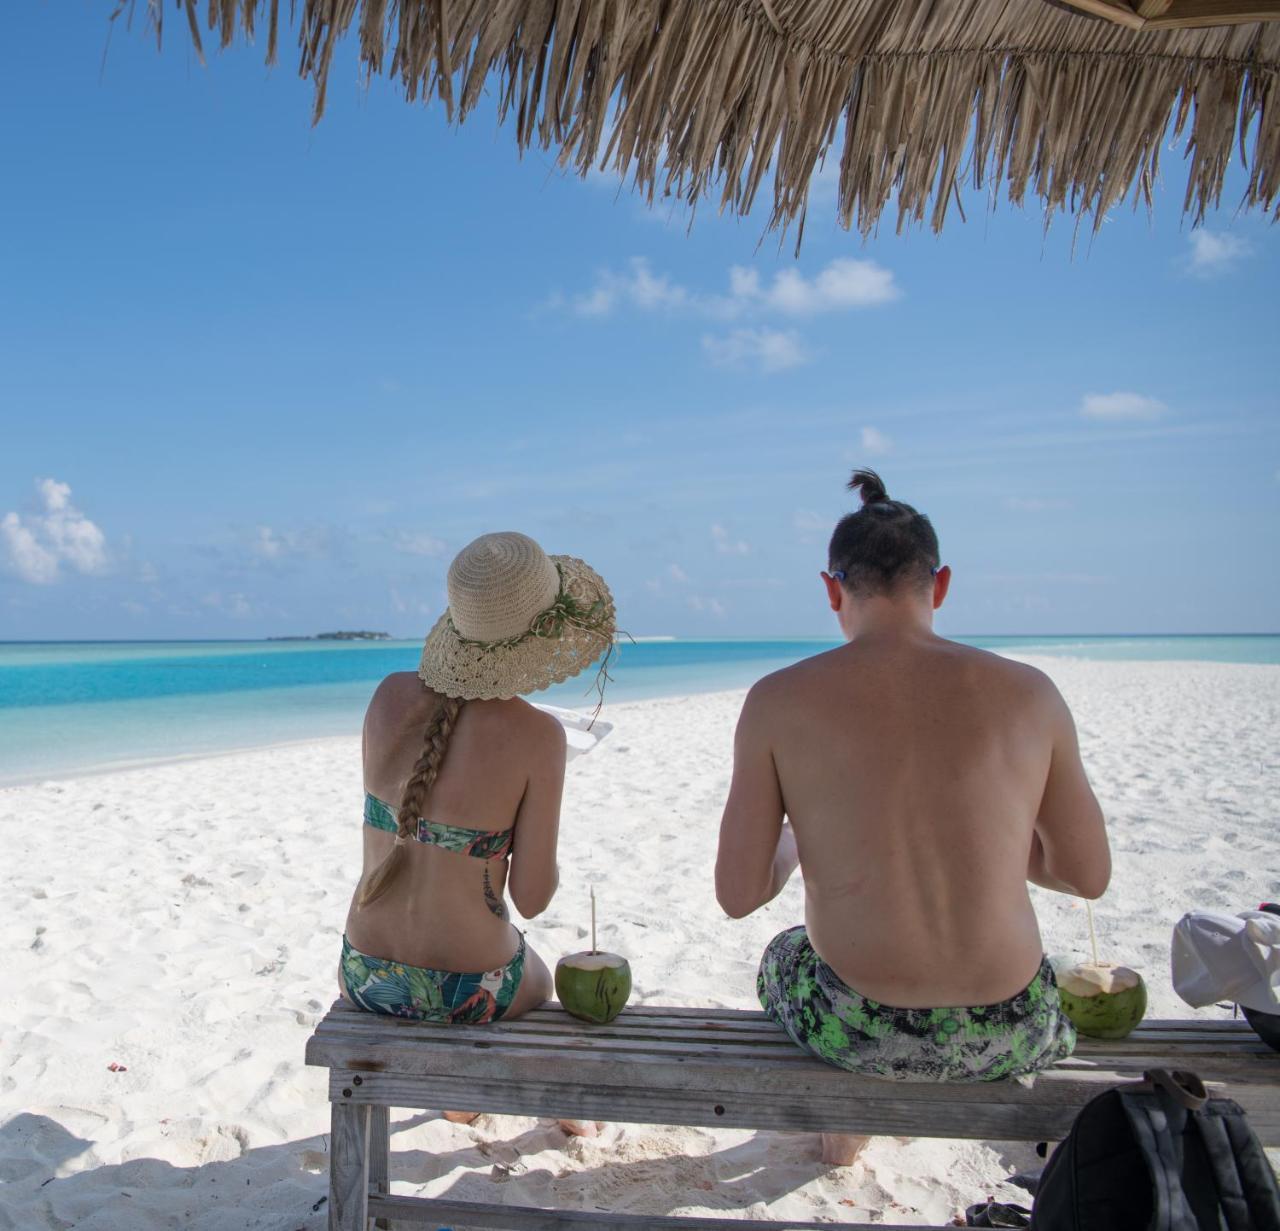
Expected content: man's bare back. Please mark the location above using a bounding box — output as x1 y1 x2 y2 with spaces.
716 469 1110 1013
722 629 1107 1007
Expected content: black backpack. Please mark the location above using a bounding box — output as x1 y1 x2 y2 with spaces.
1031 1068 1280 1230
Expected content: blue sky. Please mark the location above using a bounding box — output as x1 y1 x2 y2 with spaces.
1 6 1277 640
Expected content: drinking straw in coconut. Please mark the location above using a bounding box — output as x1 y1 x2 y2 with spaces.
590 886 597 955
1086 899 1101 967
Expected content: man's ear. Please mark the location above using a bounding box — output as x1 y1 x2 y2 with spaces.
932 565 952 610
821 571 843 613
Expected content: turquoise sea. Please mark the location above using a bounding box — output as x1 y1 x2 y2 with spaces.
0 635 1276 786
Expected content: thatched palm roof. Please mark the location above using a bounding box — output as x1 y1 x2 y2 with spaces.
140 0 1279 239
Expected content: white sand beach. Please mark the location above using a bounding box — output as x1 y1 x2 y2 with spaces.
1 656 1277 1229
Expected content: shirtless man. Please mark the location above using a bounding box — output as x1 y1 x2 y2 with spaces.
715 470 1110 1166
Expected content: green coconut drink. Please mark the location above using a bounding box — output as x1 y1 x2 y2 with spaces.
555 950 633 1024
1057 962 1147 1039
1054 900 1147 1040
556 887 632 1024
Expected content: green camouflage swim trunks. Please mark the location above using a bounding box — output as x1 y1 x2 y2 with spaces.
758 925 1075 1081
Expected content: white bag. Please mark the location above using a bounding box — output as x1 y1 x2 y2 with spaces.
1171 909 1280 1013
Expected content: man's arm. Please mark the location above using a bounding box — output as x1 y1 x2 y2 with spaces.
715 683 799 919
1030 682 1110 899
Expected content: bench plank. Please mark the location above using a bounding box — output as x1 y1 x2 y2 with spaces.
309 1021 1274 1076
366 1193 933 1230
326 1068 1280 1143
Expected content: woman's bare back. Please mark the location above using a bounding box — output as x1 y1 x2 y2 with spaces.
345 672 563 972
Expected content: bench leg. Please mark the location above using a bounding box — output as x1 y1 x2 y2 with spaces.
369 1105 390 1230
329 1102 371 1231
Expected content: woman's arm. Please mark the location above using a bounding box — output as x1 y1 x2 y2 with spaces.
506 713 568 918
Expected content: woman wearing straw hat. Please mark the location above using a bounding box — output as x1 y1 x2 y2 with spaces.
339 531 615 1051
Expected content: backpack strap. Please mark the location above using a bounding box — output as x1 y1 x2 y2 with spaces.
1144 1068 1209 1111
1121 1071 1201 1229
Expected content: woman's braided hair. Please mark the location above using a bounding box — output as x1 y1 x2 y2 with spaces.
358 695 465 907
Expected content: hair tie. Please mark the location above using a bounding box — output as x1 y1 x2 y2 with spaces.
394 835 408 847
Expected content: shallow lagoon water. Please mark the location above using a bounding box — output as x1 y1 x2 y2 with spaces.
0 635 1275 784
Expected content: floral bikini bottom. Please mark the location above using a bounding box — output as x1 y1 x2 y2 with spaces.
340 931 526 1025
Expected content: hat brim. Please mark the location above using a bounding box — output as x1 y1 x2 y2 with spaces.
417 555 616 702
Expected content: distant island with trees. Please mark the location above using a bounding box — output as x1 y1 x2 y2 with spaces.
267 631 392 642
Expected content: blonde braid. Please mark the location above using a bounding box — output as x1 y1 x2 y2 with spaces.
358 695 465 907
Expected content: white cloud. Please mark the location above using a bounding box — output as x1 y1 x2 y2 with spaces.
667 563 689 583
793 509 829 536
394 531 449 558
555 256 898 373
860 426 893 456
1 478 107 584
1080 392 1168 421
557 257 899 323
1187 230 1250 277
250 525 335 562
0 513 58 584
253 526 285 560
562 257 690 317
711 524 750 556
688 594 727 618
702 328 808 372
728 259 899 315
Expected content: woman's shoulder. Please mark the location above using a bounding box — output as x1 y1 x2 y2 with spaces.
467 697 565 745
364 673 437 737
368 671 430 710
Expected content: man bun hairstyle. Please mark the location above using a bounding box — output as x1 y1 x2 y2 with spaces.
829 468 940 596
847 468 889 506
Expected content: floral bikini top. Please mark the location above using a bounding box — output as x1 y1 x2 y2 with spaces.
363 793 514 860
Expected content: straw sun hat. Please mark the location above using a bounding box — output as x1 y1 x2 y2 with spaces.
418 532 616 702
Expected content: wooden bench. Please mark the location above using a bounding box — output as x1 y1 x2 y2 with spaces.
305 1001 1280 1230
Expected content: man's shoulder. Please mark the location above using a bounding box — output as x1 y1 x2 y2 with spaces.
945 642 1064 714
941 638 1045 678
743 648 845 710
